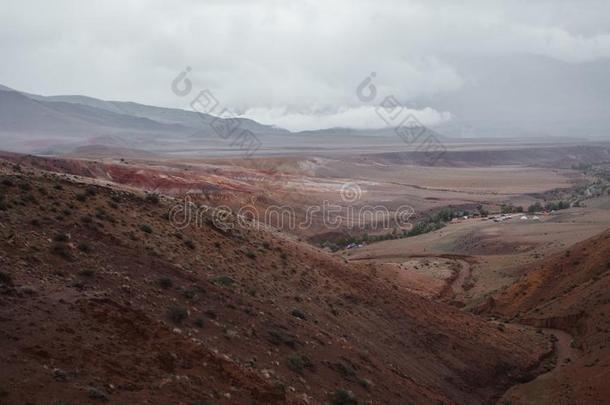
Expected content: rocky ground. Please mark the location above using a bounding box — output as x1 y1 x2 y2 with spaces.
0 159 551 404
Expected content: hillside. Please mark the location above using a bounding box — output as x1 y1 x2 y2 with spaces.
482 230 610 404
0 87 286 154
0 159 550 404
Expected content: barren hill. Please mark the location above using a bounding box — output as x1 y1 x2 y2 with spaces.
0 159 549 404
483 230 610 404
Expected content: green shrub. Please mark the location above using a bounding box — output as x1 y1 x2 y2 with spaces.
291 309 307 320
0 271 13 286
212 276 235 287
19 182 31 192
77 242 92 253
79 269 96 278
87 387 108 401
332 389 357 405
287 354 314 374
182 289 197 300
85 186 97 196
158 277 173 289
51 242 72 259
145 193 160 204
53 233 70 242
168 306 188 324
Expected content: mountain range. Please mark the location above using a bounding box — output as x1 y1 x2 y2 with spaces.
0 85 290 155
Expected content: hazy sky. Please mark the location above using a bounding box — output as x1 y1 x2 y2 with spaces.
2 0 610 131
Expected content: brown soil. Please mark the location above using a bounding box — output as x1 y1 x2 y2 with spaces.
0 159 551 404
482 230 610 404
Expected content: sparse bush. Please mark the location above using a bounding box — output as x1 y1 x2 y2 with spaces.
158 277 173 289
245 250 256 259
19 182 31 192
1 178 14 187
145 193 160 204
194 318 205 328
291 309 307 320
139 224 153 233
212 275 235 287
267 329 297 348
79 269 96 278
358 378 372 390
262 241 271 249
85 186 97 197
334 362 357 380
168 306 188 324
287 354 314 374
87 387 108 401
51 242 72 259
53 233 70 242
332 389 357 405
214 241 221 249
95 208 107 220
77 242 91 253
0 271 13 286
21 193 38 205
184 239 195 250
81 214 93 224
182 288 197 300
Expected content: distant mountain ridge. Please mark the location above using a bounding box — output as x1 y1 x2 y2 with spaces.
0 85 290 154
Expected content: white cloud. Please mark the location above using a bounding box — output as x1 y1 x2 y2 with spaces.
1 0 609 131
240 106 453 131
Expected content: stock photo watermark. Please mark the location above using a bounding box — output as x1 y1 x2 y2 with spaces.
167 183 414 233
356 73 446 164
171 67 262 158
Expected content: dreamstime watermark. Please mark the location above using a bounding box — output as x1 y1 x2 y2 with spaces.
168 184 414 233
356 73 446 164
171 67 262 158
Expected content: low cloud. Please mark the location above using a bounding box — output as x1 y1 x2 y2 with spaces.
241 106 453 132
1 0 610 132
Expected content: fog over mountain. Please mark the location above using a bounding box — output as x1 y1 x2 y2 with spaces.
1 0 610 136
